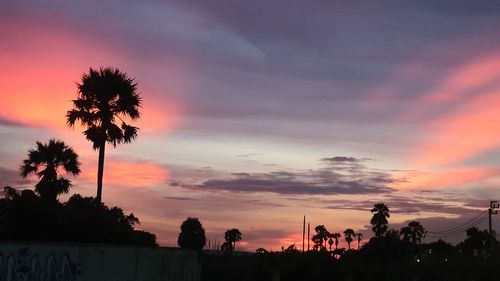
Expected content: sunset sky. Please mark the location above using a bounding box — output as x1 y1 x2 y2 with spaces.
2 0 500 251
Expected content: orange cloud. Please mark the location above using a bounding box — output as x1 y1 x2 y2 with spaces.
81 159 169 188
396 167 500 190
0 20 185 132
414 92 500 166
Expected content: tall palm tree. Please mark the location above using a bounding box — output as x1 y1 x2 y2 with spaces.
370 203 390 238
20 139 80 201
343 229 355 250
66 67 141 202
356 233 363 250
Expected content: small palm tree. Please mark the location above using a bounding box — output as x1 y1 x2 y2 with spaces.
20 139 80 201
356 233 363 250
344 229 355 250
370 203 390 238
332 232 341 250
67 67 142 202
224 228 242 252
402 221 426 244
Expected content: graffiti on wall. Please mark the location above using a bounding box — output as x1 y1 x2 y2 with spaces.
0 248 80 281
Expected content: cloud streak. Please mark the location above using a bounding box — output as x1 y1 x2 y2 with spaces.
179 157 397 195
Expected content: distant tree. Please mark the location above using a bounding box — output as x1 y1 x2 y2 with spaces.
220 241 233 254
461 227 490 255
400 221 426 244
225 228 242 252
284 244 300 253
385 228 400 240
344 229 355 250
3 186 19 200
312 225 330 251
332 232 341 250
400 226 412 242
370 203 390 238
178 217 206 252
328 236 334 251
20 139 80 201
255 247 268 254
356 233 363 250
67 67 141 202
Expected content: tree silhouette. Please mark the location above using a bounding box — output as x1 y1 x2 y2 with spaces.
178 217 206 253
312 225 330 251
356 232 363 250
332 232 341 250
328 236 334 251
400 221 426 244
66 67 141 202
19 139 80 201
461 226 490 255
225 228 242 252
370 203 390 238
344 229 355 250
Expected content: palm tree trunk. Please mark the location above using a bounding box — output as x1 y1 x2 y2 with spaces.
96 141 106 202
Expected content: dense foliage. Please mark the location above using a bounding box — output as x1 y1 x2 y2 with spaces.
0 187 157 247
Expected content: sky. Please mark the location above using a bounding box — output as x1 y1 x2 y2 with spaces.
2 0 500 251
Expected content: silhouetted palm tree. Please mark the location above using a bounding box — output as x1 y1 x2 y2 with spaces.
313 225 330 251
225 228 242 252
370 203 390 238
344 229 355 250
19 139 80 201
178 217 206 253
332 232 341 250
356 233 363 250
400 226 412 242
328 236 334 251
401 221 426 244
66 67 141 202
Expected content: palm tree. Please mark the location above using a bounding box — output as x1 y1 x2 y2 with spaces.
401 221 426 244
66 67 141 202
370 203 390 238
313 225 330 251
224 228 242 252
332 232 341 250
400 226 412 242
343 229 355 250
20 139 80 201
356 233 363 250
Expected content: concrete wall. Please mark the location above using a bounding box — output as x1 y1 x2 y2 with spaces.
0 242 200 281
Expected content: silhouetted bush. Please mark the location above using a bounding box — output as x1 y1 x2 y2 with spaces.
0 189 157 247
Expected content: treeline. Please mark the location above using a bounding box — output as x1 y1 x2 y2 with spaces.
199 203 500 281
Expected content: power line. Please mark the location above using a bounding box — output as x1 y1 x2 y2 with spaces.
426 215 489 239
427 211 488 234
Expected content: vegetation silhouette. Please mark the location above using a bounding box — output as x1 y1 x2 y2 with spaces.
356 232 363 250
19 139 80 201
370 203 390 238
201 208 500 281
0 187 156 246
312 225 329 251
66 67 141 202
343 228 355 250
400 220 426 244
224 228 242 253
178 217 207 253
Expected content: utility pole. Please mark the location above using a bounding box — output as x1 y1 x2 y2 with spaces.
489 201 499 252
307 222 310 251
302 215 306 252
